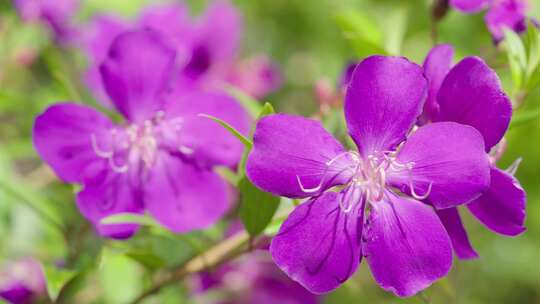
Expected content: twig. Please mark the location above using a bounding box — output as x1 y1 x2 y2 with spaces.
129 231 256 304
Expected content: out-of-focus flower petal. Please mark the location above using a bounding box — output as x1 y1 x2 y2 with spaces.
77 163 144 240
449 0 491 13
270 192 363 293
344 56 427 156
485 0 528 42
144 152 231 233
467 166 526 236
100 29 176 122
436 57 512 151
389 122 490 209
164 90 251 168
363 193 452 297
83 15 129 106
227 55 282 99
436 207 479 259
246 114 354 198
33 103 115 183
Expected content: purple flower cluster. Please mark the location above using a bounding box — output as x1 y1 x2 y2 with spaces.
33 29 251 239
0 258 46 304
245 53 525 296
80 1 281 105
450 0 533 42
421 44 526 258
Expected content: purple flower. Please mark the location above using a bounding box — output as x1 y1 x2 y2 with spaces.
81 1 279 106
421 44 526 259
0 258 46 304
33 29 251 239
192 250 319 304
226 55 282 99
449 0 531 42
246 56 491 296
14 0 78 43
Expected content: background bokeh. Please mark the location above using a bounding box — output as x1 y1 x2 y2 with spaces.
1 0 539 303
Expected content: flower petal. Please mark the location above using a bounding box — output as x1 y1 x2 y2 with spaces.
436 57 512 151
77 164 144 239
100 29 176 122
138 3 190 40
33 103 114 183
390 122 490 209
83 15 129 107
449 0 490 13
246 114 354 198
196 0 242 64
270 192 364 294
436 207 479 259
467 166 526 236
485 0 528 42
345 56 427 156
144 152 231 233
363 193 452 297
419 44 454 124
164 90 251 168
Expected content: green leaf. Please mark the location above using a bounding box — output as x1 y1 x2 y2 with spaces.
381 4 409 56
43 266 78 301
525 22 540 77
335 9 387 57
504 28 527 90
238 177 281 237
199 114 253 148
224 84 263 118
100 213 160 227
125 250 166 272
99 249 143 304
510 108 540 129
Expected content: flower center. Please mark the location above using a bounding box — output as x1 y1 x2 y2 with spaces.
296 150 432 213
90 111 191 173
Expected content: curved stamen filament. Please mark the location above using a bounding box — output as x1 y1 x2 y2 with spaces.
409 180 433 200
296 151 357 194
91 133 113 158
109 157 129 173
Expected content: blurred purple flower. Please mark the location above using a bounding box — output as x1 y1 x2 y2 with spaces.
0 258 46 304
14 0 78 43
33 30 251 239
246 56 491 296
192 250 319 304
420 44 526 259
450 0 532 42
226 55 282 99
81 1 280 106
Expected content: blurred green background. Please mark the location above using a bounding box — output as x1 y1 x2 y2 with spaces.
1 0 540 303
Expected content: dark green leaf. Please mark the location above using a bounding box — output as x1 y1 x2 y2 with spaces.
238 177 281 237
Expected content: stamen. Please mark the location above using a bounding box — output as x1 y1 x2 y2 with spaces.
296 175 323 194
91 134 113 158
179 145 194 155
409 180 433 200
109 157 129 173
